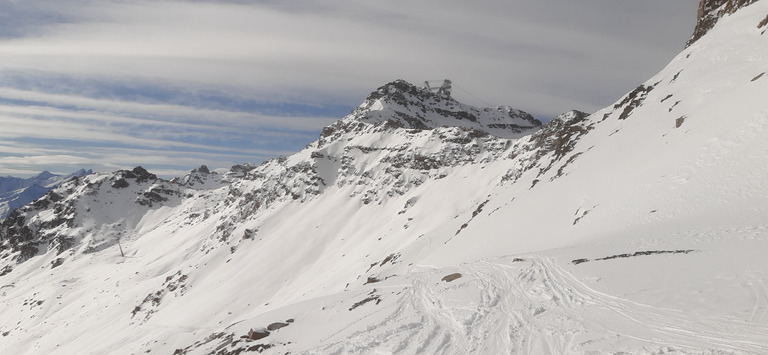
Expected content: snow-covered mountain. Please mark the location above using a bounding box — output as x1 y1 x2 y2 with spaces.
2 1 768 353
0 169 92 220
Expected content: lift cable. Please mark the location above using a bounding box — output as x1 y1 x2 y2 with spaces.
451 82 495 107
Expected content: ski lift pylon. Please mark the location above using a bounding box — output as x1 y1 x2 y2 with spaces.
423 79 452 98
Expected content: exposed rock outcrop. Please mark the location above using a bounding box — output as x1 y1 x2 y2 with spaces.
687 0 760 46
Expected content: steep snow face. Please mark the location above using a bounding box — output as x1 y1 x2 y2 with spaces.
0 169 92 220
427 0 768 264
2 2 768 354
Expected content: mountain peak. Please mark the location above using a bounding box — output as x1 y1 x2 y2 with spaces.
69 169 93 177
33 170 55 180
325 79 541 142
350 79 461 130
118 166 157 182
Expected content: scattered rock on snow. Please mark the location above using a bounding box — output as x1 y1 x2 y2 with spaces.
246 328 270 341
442 273 462 282
572 250 698 265
676 116 687 128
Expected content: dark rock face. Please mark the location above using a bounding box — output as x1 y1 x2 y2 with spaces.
687 0 760 47
759 13 768 28
123 166 157 183
501 110 592 186
195 165 210 174
246 328 269 340
110 167 157 188
616 85 655 121
1 210 44 264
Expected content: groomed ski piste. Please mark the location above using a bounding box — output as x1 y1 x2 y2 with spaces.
1 1 768 354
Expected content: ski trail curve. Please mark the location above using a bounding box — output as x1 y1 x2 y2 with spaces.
539 256 768 354
309 256 768 354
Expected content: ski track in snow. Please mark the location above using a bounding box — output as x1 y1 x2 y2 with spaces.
541 258 768 354
313 256 768 354
748 278 768 325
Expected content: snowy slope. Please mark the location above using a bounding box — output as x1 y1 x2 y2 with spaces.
0 81 544 353
2 1 768 354
0 169 92 220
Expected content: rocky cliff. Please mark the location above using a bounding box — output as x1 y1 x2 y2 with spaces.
687 0 761 46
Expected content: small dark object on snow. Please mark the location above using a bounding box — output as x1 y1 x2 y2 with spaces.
442 273 462 282
364 276 380 284
676 116 686 128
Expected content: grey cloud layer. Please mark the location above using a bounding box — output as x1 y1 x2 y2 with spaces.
0 0 699 176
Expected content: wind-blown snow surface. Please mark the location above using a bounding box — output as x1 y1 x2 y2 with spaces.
2 2 768 353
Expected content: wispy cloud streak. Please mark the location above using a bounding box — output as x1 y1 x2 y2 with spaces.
0 0 698 177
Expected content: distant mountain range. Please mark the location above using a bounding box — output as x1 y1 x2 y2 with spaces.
0 169 92 220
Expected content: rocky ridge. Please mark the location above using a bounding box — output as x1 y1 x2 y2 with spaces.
0 167 183 269
0 169 92 220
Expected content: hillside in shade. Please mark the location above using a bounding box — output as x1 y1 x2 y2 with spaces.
1 1 768 353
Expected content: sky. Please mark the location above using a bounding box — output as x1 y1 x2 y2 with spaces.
0 0 699 178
